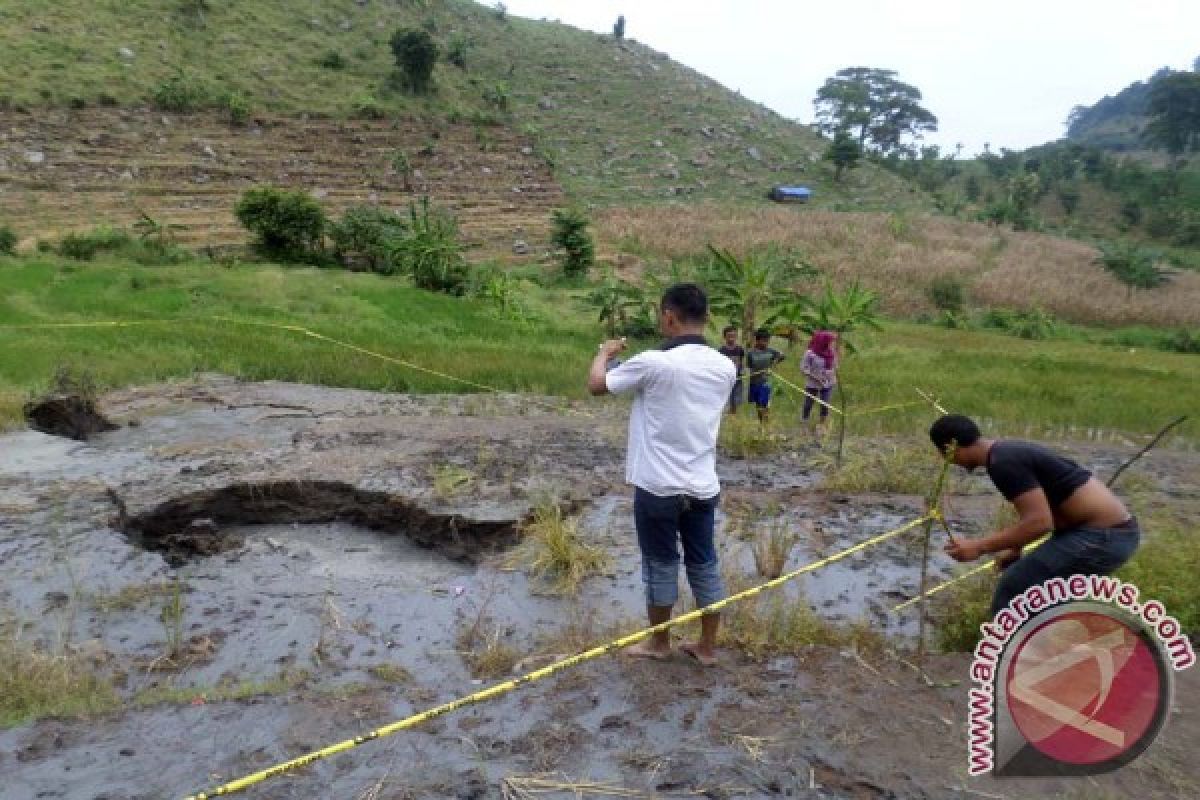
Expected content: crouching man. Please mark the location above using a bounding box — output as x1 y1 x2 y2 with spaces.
929 414 1140 615
588 284 736 665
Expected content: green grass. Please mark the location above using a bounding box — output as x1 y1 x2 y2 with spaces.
0 0 927 211
0 637 120 728
1117 513 1200 634
1 256 1197 443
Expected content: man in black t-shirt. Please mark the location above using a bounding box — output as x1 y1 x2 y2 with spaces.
717 325 745 414
929 415 1140 614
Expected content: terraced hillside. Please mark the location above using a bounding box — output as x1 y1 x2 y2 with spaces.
0 109 562 258
0 0 929 226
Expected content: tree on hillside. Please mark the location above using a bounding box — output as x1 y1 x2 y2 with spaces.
390 29 439 94
1145 72 1200 158
613 15 626 40
1095 241 1170 300
813 67 937 157
824 131 862 182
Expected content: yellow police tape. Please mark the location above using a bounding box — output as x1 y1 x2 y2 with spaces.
768 371 933 419
182 512 934 799
890 534 1050 612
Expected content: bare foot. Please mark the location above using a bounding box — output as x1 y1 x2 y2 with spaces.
625 640 672 661
680 641 718 667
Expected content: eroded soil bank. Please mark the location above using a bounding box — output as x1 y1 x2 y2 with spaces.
1 375 1196 799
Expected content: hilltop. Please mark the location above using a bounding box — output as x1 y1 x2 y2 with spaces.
0 0 924 211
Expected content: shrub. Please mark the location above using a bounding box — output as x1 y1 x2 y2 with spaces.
980 308 1058 340
446 34 469 69
1165 329 1200 354
350 93 387 120
222 92 249 126
395 197 468 294
234 187 326 262
492 2 507 21
390 28 439 94
58 227 133 261
0 224 16 255
482 82 509 111
550 208 595 277
317 50 346 70
152 71 207 112
927 275 966 312
328 206 407 274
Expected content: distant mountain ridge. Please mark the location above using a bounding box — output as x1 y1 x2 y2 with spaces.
1065 62 1199 154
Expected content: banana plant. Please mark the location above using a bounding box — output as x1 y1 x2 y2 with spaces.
704 245 816 346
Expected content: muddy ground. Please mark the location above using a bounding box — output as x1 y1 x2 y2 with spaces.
1 375 1197 800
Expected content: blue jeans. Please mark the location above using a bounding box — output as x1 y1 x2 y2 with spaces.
633 488 724 609
991 518 1140 614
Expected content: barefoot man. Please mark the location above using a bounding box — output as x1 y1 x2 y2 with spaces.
588 283 736 665
929 414 1140 615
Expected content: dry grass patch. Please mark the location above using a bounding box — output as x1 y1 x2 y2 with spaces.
456 616 520 680
90 581 177 612
509 503 610 595
718 576 884 660
0 636 119 727
367 663 412 685
597 204 1200 328
751 521 798 580
819 439 948 495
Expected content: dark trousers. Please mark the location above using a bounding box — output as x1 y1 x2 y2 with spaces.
991 518 1140 614
633 488 724 608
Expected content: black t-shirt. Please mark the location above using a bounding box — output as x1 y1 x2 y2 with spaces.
718 344 745 375
986 440 1091 508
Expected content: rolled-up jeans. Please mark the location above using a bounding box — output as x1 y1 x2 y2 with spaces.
633 487 724 609
991 517 1141 614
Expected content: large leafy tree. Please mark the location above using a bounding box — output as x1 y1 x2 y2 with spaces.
813 67 937 157
1145 72 1200 158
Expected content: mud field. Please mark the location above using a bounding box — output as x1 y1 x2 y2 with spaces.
1 375 1197 800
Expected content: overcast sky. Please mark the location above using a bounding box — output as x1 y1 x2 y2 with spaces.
497 0 1200 156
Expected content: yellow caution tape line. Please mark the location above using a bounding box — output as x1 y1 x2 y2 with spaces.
182 513 933 799
890 534 1050 612
768 371 844 416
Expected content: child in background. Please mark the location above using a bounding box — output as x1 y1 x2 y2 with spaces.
744 328 784 427
800 330 838 443
717 325 745 414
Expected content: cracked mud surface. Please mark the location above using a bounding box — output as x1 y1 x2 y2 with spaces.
1 375 1197 799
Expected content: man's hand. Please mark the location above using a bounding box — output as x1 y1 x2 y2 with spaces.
588 338 627 396
993 547 1022 571
944 534 984 563
598 338 627 359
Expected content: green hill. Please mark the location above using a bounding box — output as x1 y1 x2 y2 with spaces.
0 0 926 210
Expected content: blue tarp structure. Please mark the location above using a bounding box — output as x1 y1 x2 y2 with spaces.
768 186 813 202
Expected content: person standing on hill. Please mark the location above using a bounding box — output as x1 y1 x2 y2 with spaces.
744 328 784 428
928 415 1140 615
717 325 745 414
800 330 838 443
588 283 737 665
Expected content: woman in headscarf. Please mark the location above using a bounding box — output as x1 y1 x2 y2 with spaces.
800 330 838 442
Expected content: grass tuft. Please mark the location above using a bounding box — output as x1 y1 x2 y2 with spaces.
510 503 609 595
456 617 520 679
751 521 798 580
0 636 119 728
819 439 948 495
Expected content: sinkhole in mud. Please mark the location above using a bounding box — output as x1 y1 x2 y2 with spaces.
118 480 521 567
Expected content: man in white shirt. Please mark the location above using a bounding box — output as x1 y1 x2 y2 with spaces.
587 284 737 665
